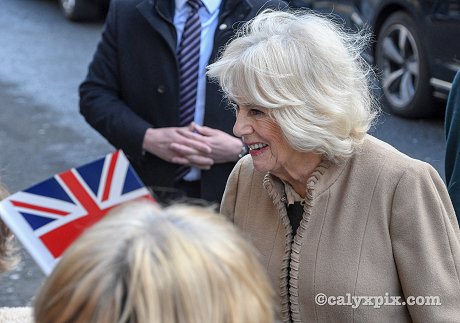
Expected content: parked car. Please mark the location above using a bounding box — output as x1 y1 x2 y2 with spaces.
290 0 460 118
59 0 109 22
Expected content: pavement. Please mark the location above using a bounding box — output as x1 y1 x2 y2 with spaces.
0 79 111 306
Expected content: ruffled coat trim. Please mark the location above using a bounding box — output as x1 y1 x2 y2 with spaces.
263 160 331 323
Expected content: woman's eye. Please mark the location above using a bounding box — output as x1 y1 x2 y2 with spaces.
249 109 264 116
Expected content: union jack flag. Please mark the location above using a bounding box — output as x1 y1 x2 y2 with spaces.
0 150 154 275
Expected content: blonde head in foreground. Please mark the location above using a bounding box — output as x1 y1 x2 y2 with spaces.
34 201 274 323
207 9 378 161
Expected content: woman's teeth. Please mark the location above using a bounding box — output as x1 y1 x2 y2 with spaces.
249 143 268 151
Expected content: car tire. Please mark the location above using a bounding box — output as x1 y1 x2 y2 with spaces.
59 0 101 22
375 11 433 118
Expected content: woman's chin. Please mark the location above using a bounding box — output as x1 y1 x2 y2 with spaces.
251 160 269 174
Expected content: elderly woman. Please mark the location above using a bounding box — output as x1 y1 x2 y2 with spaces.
208 9 460 323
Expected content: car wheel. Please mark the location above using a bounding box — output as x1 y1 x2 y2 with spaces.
375 11 433 118
59 0 101 21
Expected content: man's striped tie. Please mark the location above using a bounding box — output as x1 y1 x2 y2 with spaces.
175 0 203 181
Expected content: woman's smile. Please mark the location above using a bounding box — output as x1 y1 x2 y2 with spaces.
248 142 269 156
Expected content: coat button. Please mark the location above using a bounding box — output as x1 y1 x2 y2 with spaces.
157 85 166 94
219 23 227 30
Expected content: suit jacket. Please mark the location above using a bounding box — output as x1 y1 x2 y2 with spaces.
79 0 285 202
221 135 460 322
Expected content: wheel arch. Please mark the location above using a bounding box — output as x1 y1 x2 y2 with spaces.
371 4 413 57
371 2 437 117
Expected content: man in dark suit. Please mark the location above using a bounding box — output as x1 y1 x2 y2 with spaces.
80 0 285 204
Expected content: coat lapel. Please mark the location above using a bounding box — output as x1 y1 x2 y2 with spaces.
219 0 252 22
211 0 252 61
137 0 177 55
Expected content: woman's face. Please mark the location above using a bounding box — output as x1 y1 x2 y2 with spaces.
233 104 299 177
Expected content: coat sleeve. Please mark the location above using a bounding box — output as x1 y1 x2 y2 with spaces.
79 0 151 159
390 162 460 322
445 71 460 223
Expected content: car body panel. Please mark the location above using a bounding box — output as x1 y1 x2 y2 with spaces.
290 0 460 116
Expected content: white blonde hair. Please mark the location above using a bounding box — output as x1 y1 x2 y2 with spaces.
207 9 379 160
34 201 274 323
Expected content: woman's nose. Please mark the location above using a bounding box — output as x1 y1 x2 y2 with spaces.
233 113 251 138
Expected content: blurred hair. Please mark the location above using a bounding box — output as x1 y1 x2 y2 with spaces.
0 182 19 273
34 201 274 323
207 9 379 161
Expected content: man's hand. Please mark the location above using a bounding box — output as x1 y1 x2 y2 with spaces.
142 127 214 169
186 123 243 164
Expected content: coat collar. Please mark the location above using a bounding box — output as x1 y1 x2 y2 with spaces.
219 0 252 21
135 0 253 62
137 0 176 54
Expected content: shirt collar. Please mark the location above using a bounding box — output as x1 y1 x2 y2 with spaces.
282 180 304 205
175 0 221 14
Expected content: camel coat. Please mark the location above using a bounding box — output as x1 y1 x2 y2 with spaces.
221 135 460 323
